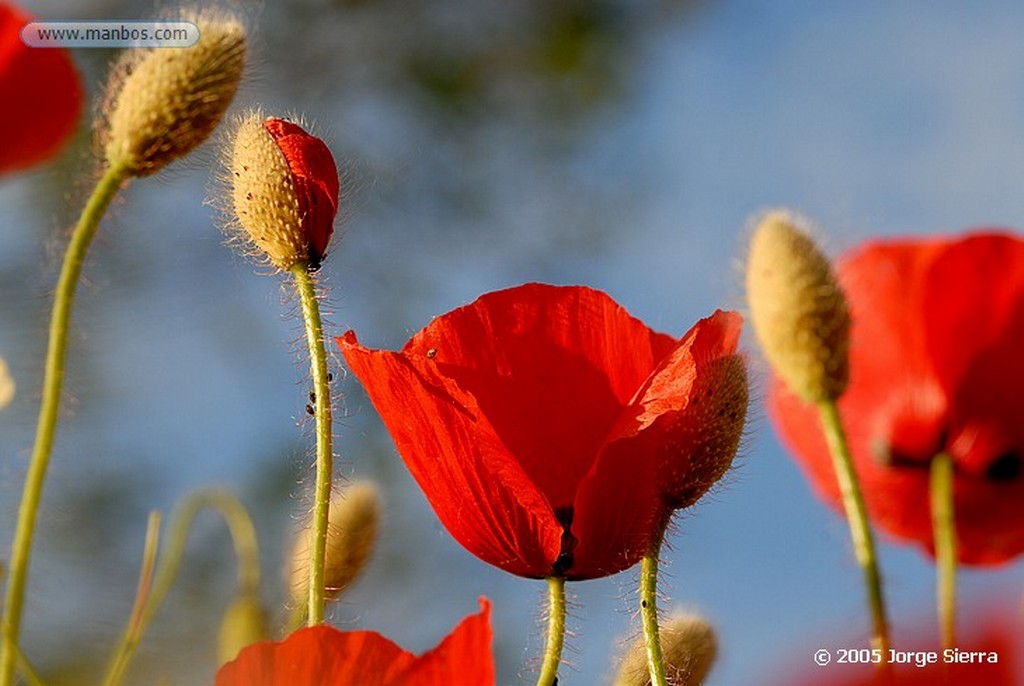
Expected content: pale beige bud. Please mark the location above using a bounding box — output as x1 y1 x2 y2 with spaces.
288 482 379 607
102 9 246 176
0 357 14 410
217 593 269 665
227 113 306 270
614 614 718 686
746 211 850 402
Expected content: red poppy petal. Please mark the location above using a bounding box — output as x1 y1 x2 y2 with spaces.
216 600 493 686
0 3 82 173
397 283 677 513
215 626 416 686
397 598 495 685
922 232 1024 396
262 118 339 263
571 311 744 578
338 330 562 578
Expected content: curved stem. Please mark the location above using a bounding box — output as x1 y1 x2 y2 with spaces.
817 400 890 659
0 163 129 686
536 576 566 686
100 512 162 686
101 490 261 686
640 524 669 686
289 263 333 626
930 452 956 650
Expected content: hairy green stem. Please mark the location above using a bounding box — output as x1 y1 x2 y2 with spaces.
537 576 566 686
101 490 261 686
290 263 333 626
0 164 128 686
640 524 669 686
930 452 956 650
817 400 890 659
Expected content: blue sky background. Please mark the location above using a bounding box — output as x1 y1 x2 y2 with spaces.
2 1 1023 683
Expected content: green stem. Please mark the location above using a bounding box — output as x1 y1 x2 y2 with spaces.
13 643 46 686
930 452 956 650
100 512 161 686
101 490 261 686
816 400 890 658
0 163 129 686
640 525 669 686
537 576 566 686
289 263 333 626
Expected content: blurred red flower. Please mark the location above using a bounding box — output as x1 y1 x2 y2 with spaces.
769 232 1024 564
216 598 494 686
0 2 82 174
338 283 746 580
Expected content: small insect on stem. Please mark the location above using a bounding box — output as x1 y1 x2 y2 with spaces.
305 373 334 416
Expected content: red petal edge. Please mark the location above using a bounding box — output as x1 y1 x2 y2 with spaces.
216 598 494 686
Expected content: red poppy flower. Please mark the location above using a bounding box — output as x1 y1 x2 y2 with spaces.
262 118 339 267
0 2 82 174
769 232 1024 564
216 598 494 686
338 283 746 580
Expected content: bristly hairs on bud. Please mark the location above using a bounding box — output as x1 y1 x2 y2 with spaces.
613 612 718 686
287 481 380 614
99 6 247 177
745 210 851 403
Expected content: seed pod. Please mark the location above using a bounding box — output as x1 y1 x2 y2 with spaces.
746 211 851 403
227 113 339 270
102 9 246 176
613 613 718 686
288 482 379 607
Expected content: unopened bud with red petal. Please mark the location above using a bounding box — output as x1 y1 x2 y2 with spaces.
613 613 718 686
227 112 339 271
288 482 379 608
746 211 851 403
101 9 246 176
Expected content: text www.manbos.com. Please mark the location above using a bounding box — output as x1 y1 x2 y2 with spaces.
21 21 200 49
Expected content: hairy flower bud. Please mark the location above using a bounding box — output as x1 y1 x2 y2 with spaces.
288 482 379 607
227 112 339 270
613 613 718 686
746 211 850 403
102 9 245 176
217 593 269 665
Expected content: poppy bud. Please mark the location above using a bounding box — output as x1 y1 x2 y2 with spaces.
227 113 339 270
288 482 379 607
613 613 718 686
101 9 246 176
217 593 269 665
0 357 13 409
746 211 850 403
